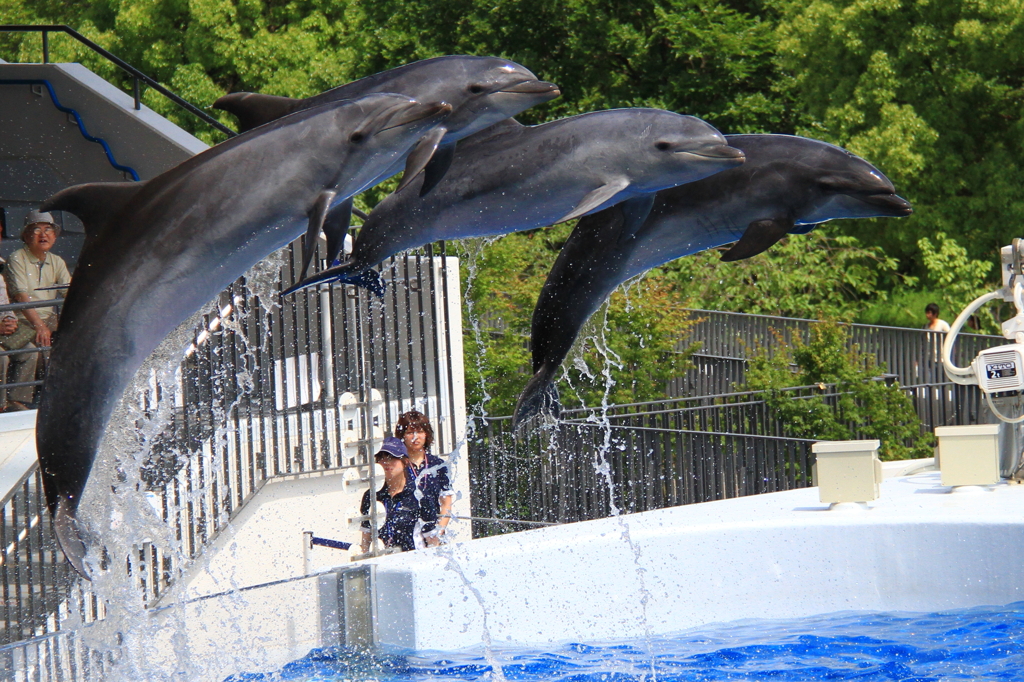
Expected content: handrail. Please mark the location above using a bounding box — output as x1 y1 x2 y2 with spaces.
0 25 236 137
0 298 65 313
685 307 1005 340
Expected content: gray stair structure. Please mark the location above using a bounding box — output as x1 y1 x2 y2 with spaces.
0 62 207 267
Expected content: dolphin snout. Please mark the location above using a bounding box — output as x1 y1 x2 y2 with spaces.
499 80 561 97
680 145 746 162
862 193 913 216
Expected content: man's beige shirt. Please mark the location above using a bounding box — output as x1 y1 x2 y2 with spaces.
5 247 71 321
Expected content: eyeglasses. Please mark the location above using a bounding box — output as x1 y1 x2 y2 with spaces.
28 226 56 236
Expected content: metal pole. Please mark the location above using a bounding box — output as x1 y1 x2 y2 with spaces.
133 77 140 110
357 290 380 556
41 31 48 63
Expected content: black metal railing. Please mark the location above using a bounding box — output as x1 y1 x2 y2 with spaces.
469 374 985 534
470 411 815 534
0 299 65 396
0 25 235 137
0 237 464 652
673 309 1004 396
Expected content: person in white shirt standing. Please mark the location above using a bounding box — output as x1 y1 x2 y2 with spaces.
924 302 951 333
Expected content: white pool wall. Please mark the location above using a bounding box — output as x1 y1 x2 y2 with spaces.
365 469 1024 651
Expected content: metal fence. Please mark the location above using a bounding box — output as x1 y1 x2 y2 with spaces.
470 373 989 533
671 309 1005 396
470 410 815 533
0 630 114 682
0 239 463 654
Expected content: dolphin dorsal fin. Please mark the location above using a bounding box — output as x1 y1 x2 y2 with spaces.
466 118 525 145
41 181 145 238
213 92 299 133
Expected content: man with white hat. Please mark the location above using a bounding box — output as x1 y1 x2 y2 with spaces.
7 210 71 350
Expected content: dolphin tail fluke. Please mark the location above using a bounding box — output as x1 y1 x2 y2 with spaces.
281 264 387 299
340 269 387 298
54 498 91 580
513 370 562 429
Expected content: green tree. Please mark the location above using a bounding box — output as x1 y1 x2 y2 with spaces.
660 229 907 319
744 320 934 459
462 229 695 416
1 0 787 138
775 0 1024 266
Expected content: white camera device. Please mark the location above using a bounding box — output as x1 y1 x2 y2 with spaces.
973 345 1024 394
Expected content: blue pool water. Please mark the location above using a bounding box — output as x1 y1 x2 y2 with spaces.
228 602 1024 681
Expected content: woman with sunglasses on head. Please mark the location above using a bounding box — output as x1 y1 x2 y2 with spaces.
395 410 454 544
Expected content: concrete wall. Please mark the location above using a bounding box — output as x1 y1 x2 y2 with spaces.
360 470 1024 651
0 63 207 266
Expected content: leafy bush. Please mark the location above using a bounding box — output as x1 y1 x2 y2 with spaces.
743 320 934 460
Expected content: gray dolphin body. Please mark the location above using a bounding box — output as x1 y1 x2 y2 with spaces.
514 134 913 426
39 94 451 577
285 110 746 296
215 56 560 278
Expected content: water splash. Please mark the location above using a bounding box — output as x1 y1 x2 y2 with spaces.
62 247 289 680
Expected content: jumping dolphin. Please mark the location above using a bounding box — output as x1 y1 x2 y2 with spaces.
283 110 746 297
39 94 452 577
513 134 913 426
214 56 560 279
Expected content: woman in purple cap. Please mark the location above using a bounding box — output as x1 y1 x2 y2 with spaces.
359 436 439 553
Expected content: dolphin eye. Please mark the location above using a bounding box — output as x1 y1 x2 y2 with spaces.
655 141 671 151
469 84 485 94
350 131 366 143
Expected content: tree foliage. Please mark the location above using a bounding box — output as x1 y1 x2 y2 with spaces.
462 229 695 417
744 321 935 460
660 229 907 320
775 0 1024 266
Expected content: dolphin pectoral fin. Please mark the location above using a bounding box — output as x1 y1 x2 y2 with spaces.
212 92 298 133
299 190 338 282
322 198 354 265
396 127 448 193
42 181 145 241
54 498 91 580
617 195 655 244
556 179 631 224
419 143 456 196
513 369 561 429
720 217 794 262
